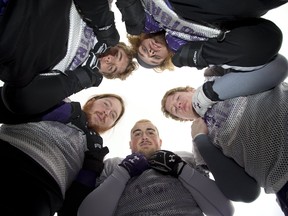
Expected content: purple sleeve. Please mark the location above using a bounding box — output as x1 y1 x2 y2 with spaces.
165 33 188 52
41 102 72 123
144 12 163 33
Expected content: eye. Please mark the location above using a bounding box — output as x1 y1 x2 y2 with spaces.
147 130 156 135
111 111 117 120
142 46 147 53
134 131 141 136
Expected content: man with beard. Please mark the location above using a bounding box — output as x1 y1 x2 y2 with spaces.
77 119 260 216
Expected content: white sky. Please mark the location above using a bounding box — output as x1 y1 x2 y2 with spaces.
71 4 288 216
0 2 286 216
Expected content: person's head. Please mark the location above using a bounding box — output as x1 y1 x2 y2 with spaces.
99 42 138 80
128 32 174 72
129 119 162 158
82 93 125 133
161 86 200 121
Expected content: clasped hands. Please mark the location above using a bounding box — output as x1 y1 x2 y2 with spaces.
119 150 186 178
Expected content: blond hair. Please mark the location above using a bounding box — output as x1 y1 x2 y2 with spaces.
127 33 175 72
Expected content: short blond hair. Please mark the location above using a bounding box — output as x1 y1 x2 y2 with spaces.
130 119 160 135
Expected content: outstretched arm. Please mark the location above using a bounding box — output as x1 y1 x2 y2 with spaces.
116 0 145 35
179 165 234 216
173 18 282 70
191 118 261 203
192 54 288 117
73 0 119 47
78 166 130 216
78 153 149 216
213 54 288 100
2 58 103 115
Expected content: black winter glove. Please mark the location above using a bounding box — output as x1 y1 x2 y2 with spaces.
116 0 145 35
119 153 150 177
148 150 186 177
73 0 120 47
94 13 120 47
73 42 109 88
172 41 208 70
82 146 109 174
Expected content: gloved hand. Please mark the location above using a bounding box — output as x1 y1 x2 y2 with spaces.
192 82 219 117
81 41 109 73
82 146 109 175
119 153 149 177
74 42 109 88
148 150 186 177
172 41 208 69
94 13 120 47
116 0 145 35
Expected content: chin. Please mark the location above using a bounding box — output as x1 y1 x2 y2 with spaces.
139 149 154 159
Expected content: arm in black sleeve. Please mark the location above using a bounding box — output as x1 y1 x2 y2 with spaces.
58 180 95 216
2 67 101 115
73 0 119 46
0 87 76 124
173 18 282 70
116 0 145 35
193 134 261 202
73 0 111 27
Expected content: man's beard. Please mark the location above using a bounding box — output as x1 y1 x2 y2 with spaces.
138 147 158 159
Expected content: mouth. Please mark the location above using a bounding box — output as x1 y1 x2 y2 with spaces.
96 113 104 122
140 141 151 147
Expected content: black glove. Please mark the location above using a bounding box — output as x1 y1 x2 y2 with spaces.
73 1 120 47
82 146 109 175
119 153 150 177
116 0 145 35
172 41 208 70
73 42 109 88
94 13 120 47
148 150 186 177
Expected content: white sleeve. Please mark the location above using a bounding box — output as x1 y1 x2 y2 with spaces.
179 165 235 216
77 166 130 216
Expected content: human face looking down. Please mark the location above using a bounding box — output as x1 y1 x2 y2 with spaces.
129 120 162 158
164 89 200 121
99 46 129 76
85 96 123 133
138 34 169 67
